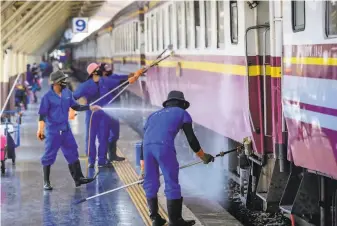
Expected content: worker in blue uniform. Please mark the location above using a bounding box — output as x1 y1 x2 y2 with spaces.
139 91 215 226
73 63 142 168
100 63 128 161
37 70 101 190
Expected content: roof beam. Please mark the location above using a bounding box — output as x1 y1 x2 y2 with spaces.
1 1 33 31
15 2 68 52
3 1 66 50
2 1 46 45
23 12 68 53
27 15 68 54
1 1 15 14
28 16 69 54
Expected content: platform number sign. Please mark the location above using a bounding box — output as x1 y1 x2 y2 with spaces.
72 17 88 33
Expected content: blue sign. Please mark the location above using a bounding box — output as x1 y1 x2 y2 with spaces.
72 17 89 33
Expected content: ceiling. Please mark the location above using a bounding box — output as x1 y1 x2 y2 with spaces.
1 1 131 56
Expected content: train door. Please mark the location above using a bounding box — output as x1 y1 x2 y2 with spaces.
244 1 273 162
242 1 276 209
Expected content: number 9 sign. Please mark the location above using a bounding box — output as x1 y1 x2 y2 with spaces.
72 17 89 33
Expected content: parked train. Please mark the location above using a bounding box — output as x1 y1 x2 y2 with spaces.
71 1 337 225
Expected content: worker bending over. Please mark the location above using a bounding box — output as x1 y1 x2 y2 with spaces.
139 91 215 226
100 63 126 162
73 63 142 168
37 70 101 190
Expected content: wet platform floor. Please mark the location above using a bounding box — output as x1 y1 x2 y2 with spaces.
1 79 244 226
0 84 145 226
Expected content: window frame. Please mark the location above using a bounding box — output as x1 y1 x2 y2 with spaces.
216 0 225 49
325 0 337 38
291 0 306 32
230 0 238 44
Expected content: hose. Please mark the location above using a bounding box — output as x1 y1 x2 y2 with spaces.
74 147 239 204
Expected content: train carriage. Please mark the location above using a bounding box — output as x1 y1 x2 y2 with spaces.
71 1 337 225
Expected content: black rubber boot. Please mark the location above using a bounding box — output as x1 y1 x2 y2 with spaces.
147 197 166 226
108 141 125 162
43 165 53 190
88 163 94 168
98 161 114 168
69 160 95 187
167 197 195 226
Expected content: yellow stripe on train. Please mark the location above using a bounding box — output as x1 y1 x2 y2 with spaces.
144 60 282 78
283 57 337 66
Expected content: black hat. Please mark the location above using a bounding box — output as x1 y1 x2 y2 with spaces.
162 90 190 109
50 70 68 84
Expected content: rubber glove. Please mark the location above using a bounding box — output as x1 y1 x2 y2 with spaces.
69 108 76 120
196 149 215 164
89 105 101 112
138 160 145 182
37 121 45 141
128 68 144 84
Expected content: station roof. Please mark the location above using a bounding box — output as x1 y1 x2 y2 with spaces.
1 1 132 56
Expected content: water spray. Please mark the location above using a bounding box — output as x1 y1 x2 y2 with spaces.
74 147 240 204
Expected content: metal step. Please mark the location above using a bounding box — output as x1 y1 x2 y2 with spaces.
256 191 268 201
280 205 293 214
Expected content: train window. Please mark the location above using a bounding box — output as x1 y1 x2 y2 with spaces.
230 1 238 44
162 9 165 49
146 17 150 52
204 1 212 48
156 11 160 51
326 1 337 37
177 2 183 49
135 21 139 51
217 1 225 48
194 1 201 48
185 1 192 48
168 5 173 45
292 0 305 32
152 14 156 52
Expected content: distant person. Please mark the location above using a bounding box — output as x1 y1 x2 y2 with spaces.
52 58 60 72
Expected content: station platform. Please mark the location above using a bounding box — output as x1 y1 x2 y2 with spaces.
1 79 242 226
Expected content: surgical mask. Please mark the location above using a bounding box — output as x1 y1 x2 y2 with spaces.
58 79 68 89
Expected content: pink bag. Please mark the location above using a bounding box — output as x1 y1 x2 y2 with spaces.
0 135 6 161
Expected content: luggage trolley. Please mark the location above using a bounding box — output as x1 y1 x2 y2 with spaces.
1 110 21 174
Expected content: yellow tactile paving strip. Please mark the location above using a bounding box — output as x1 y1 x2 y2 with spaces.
79 150 169 226
113 148 169 226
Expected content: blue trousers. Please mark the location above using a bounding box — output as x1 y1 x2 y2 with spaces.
85 110 110 165
41 129 79 166
143 144 181 200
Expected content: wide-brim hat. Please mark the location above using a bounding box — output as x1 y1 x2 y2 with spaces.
50 70 68 84
162 90 190 109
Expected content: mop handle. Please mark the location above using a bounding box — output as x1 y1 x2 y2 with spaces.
74 147 239 204
89 80 129 106
90 51 173 107
107 84 129 105
0 74 21 118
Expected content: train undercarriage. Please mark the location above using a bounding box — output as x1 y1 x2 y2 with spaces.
230 139 337 226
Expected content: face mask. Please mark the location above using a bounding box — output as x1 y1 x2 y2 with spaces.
58 79 68 90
